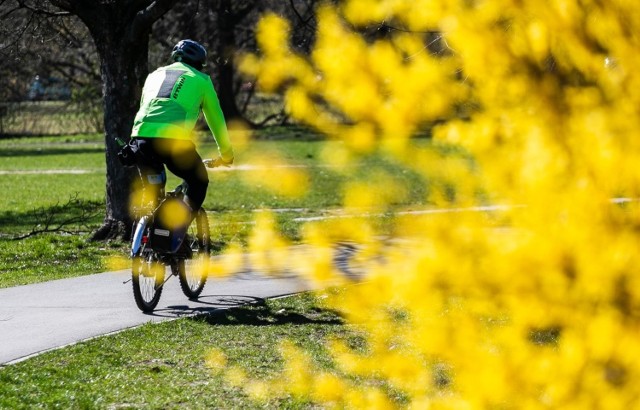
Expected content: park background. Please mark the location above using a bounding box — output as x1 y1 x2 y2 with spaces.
2 0 640 408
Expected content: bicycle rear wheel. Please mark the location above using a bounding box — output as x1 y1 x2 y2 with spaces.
173 209 210 299
132 249 165 312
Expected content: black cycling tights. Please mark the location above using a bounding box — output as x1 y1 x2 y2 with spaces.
132 137 209 213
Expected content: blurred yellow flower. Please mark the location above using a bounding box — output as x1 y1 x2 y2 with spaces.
248 212 291 275
226 0 640 407
241 149 309 198
204 349 227 374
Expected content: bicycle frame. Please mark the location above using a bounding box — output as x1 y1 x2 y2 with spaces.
129 159 217 312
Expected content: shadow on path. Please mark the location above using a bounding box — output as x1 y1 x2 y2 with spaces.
147 294 344 327
146 295 266 318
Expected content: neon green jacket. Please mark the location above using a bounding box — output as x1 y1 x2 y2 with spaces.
131 62 233 161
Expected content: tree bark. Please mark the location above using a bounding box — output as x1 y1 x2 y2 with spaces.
215 53 242 122
90 29 149 241
76 6 151 241
212 0 244 122
36 0 180 241
45 0 178 241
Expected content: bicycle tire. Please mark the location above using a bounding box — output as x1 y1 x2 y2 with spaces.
174 209 210 299
132 247 165 312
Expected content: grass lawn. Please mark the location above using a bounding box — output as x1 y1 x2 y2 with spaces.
0 128 444 408
0 127 436 288
0 292 365 409
1 101 103 136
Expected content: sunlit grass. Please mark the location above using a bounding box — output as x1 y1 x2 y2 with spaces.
0 101 103 135
0 235 126 288
0 129 444 289
0 292 353 409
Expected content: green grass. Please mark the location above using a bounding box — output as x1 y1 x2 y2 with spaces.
0 133 105 217
0 235 124 288
1 101 103 135
0 127 444 288
0 292 359 409
0 129 457 407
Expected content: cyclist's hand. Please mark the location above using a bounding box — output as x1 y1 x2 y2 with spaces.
204 156 233 168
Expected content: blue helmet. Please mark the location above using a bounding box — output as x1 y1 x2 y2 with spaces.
171 39 207 68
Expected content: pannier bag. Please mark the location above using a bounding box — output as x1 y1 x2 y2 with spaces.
148 197 191 253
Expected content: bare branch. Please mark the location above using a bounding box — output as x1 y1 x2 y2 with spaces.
0 10 35 52
130 0 178 39
46 60 99 83
48 0 74 12
11 194 101 240
379 23 436 35
18 0 71 16
289 0 314 28
0 4 21 19
256 110 289 128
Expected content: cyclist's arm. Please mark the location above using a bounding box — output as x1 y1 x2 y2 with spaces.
202 78 233 163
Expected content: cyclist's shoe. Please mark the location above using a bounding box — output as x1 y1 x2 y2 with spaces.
167 182 188 198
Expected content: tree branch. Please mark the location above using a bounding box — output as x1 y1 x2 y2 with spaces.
0 4 21 19
289 0 314 29
0 11 35 52
16 0 71 16
130 0 178 39
11 194 101 240
256 109 289 128
46 0 75 13
124 0 152 21
45 60 100 84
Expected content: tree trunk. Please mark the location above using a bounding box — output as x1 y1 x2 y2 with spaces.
216 55 242 121
213 0 243 122
43 0 178 241
87 18 150 241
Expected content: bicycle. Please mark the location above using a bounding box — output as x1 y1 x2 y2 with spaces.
129 159 221 312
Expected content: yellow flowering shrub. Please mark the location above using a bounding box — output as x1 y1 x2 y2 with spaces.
233 0 640 407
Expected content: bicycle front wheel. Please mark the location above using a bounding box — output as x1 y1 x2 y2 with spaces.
132 251 165 312
174 209 210 299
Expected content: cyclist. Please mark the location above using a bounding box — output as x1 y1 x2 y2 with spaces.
129 39 233 221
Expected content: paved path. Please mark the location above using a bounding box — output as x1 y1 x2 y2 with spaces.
0 268 313 365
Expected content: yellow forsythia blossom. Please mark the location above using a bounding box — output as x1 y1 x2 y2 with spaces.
231 0 640 407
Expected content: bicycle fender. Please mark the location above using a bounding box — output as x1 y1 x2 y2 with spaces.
131 216 149 257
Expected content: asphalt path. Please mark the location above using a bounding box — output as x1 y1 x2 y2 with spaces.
0 267 314 365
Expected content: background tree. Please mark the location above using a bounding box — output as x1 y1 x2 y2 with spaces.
148 0 319 127
1 0 318 239
52 0 180 239
0 0 176 239
0 2 101 127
